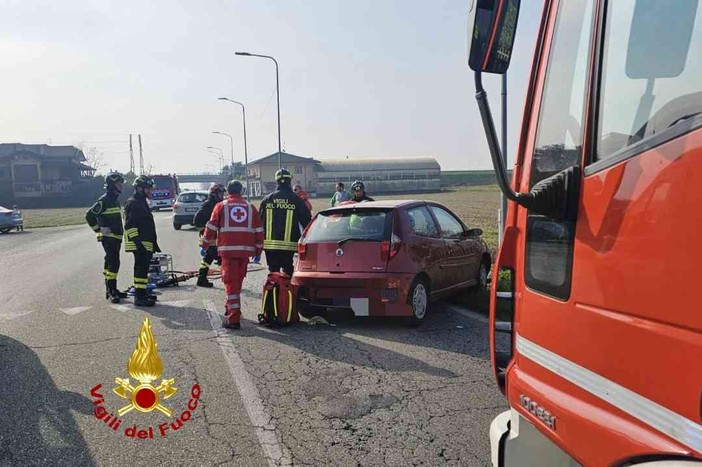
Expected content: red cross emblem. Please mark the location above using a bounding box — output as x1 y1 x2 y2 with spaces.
230 206 248 223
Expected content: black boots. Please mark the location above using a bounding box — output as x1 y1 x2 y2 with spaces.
106 279 121 303
134 288 155 307
197 268 213 288
105 279 128 302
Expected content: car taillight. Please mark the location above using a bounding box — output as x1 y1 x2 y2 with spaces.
173 202 179 209
381 233 401 261
298 241 307 260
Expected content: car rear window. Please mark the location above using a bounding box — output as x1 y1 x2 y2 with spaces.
305 209 391 243
178 193 207 203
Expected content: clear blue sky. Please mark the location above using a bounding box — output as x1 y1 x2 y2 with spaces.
0 0 541 174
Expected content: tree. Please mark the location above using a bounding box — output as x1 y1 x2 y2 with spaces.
221 162 245 179
83 147 105 175
231 162 245 179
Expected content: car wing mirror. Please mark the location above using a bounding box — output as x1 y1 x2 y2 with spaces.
465 228 483 237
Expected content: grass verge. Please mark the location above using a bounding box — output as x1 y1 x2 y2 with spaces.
21 207 90 229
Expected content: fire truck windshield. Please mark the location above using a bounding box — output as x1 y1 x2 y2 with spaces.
152 177 174 190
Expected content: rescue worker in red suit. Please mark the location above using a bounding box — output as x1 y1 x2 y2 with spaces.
202 180 263 330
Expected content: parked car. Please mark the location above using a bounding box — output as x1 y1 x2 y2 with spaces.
172 191 208 230
293 200 491 325
0 205 23 233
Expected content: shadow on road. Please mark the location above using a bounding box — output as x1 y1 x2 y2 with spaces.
0 335 95 466
138 288 490 378
0 230 31 236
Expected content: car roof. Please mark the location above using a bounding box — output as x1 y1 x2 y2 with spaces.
322 200 426 211
179 191 208 195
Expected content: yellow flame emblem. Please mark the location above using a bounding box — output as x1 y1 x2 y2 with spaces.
113 317 178 416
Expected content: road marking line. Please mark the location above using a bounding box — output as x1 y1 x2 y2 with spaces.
59 306 93 315
203 299 292 467
0 310 34 320
444 303 489 324
110 304 132 313
160 300 193 308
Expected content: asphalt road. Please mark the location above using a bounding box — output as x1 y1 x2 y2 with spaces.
0 212 506 466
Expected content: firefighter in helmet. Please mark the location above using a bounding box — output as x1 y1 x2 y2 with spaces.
350 180 374 202
259 168 312 277
124 175 160 307
193 182 226 287
86 171 127 303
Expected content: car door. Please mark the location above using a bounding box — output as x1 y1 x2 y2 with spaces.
404 205 445 296
428 205 480 292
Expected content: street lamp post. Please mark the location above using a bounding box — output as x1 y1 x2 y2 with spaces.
206 146 224 175
212 131 234 176
235 52 282 168
207 154 222 173
218 97 249 200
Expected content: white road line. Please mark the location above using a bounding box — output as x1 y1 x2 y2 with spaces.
110 304 132 313
0 310 34 320
59 306 93 315
160 300 193 308
443 303 489 324
203 299 292 467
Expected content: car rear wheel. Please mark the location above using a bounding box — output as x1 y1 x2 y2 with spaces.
173 223 182 230
476 260 489 290
0 228 11 234
405 278 429 327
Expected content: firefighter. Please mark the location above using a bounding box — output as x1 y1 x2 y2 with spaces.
124 175 161 307
86 171 127 303
260 168 312 277
202 180 263 330
350 180 374 202
193 182 226 287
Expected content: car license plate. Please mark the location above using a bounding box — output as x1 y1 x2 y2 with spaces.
185 208 198 212
350 298 369 316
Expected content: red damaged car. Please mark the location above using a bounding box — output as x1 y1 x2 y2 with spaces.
293 200 491 325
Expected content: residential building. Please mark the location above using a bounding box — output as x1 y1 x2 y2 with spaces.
247 152 320 197
0 143 95 199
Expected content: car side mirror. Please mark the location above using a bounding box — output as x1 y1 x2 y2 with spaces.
466 228 483 237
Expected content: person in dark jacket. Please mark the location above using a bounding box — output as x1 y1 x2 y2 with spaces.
350 180 374 202
124 175 160 307
86 171 127 303
259 168 312 277
193 182 225 287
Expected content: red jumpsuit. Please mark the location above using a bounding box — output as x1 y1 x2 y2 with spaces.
202 194 263 325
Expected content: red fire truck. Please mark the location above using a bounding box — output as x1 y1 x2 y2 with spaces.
148 174 180 211
468 0 702 465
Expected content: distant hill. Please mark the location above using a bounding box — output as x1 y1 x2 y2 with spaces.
441 170 512 187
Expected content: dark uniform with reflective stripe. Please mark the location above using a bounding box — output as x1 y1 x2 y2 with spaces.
124 192 159 291
86 191 124 284
259 184 311 276
194 197 220 271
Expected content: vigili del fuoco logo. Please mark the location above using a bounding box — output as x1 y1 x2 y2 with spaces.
89 317 201 439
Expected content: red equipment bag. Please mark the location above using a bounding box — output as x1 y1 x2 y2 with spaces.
258 272 299 326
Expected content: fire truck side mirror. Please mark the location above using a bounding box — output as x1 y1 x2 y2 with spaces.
467 0 521 74
626 0 697 79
